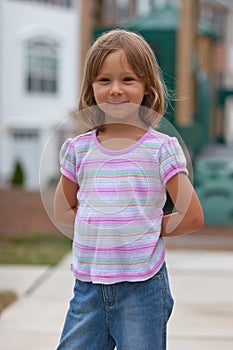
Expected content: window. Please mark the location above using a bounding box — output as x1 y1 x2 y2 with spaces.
12 129 39 139
26 38 59 94
10 0 74 8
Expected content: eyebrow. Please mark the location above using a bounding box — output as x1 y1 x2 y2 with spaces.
97 69 136 76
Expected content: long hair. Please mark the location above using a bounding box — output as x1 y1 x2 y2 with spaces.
77 29 168 129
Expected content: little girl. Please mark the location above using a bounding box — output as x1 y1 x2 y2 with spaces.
54 29 204 350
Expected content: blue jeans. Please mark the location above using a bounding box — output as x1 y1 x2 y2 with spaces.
57 262 174 350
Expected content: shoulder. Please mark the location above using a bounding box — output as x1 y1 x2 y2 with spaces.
147 128 180 148
147 128 187 165
60 130 94 159
62 130 94 151
71 130 94 146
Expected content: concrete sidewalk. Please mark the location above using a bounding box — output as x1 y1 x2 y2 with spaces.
0 250 233 350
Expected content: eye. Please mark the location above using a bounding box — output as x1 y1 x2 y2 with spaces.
123 76 135 82
97 77 110 83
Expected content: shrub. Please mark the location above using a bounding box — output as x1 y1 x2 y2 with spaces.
11 160 25 187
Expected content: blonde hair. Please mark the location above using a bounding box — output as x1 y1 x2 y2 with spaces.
78 29 167 129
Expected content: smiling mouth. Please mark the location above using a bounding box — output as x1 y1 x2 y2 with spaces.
107 101 128 105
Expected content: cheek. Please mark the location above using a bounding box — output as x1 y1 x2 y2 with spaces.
93 84 104 98
131 87 146 103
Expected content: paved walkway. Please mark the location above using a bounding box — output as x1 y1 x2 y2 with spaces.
0 250 233 350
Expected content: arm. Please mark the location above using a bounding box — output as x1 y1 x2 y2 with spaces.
53 175 79 227
161 173 204 237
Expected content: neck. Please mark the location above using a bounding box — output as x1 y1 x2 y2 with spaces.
103 111 148 131
103 106 147 129
100 122 148 134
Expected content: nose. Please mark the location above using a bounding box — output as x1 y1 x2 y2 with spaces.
109 81 123 95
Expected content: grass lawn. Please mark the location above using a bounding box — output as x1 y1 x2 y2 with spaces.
0 233 72 313
0 233 72 265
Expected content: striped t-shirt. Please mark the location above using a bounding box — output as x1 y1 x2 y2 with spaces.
60 127 188 284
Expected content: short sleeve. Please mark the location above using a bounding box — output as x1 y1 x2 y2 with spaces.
59 138 77 183
159 137 188 185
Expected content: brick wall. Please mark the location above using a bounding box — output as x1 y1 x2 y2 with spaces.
0 189 60 237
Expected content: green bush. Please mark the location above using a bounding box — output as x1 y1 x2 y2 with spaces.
11 160 24 187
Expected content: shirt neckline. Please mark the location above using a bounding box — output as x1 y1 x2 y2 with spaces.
92 127 152 155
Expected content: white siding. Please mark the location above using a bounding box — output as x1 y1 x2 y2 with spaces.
0 0 80 189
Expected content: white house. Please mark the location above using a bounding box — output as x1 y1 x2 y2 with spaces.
0 0 80 189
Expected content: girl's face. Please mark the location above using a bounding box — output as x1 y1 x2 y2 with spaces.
92 49 147 122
